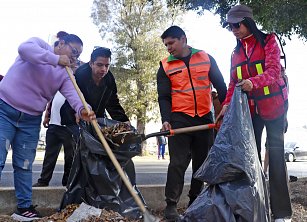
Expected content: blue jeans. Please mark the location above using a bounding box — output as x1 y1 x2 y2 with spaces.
158 144 165 158
0 99 42 208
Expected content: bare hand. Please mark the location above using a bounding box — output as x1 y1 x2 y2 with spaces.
43 115 50 128
80 109 96 122
215 105 228 123
162 121 172 131
236 79 253 91
58 55 71 67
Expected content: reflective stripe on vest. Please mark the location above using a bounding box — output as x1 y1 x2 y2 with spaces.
236 63 270 95
172 85 211 93
237 66 242 80
255 63 270 95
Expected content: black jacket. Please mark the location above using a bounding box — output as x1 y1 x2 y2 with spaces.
61 63 129 125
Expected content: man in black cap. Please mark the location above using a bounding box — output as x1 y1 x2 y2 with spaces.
218 4 292 222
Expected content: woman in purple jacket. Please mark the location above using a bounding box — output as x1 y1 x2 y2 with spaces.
0 33 95 221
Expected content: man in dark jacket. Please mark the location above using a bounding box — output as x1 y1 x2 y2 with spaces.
157 26 227 221
74 47 129 122
34 47 132 187
73 46 136 186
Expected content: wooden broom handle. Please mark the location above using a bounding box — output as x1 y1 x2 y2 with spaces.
65 67 147 213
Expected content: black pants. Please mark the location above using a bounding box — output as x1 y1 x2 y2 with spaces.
38 124 79 186
252 114 292 218
165 112 214 205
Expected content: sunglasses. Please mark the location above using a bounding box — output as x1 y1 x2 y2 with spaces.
66 43 80 58
227 22 241 31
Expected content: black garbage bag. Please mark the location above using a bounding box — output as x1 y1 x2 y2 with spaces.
195 87 258 185
182 87 270 222
60 118 145 219
183 184 236 222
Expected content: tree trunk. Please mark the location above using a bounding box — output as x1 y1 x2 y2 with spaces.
136 115 146 155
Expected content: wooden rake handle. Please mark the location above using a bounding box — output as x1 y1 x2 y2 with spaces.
144 124 215 140
65 67 147 213
169 124 216 135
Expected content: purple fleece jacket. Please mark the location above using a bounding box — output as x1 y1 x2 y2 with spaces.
0 37 85 116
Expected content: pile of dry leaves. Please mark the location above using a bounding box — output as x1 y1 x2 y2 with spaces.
1 178 306 222
100 122 136 146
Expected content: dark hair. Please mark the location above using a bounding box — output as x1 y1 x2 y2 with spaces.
54 31 69 47
234 17 267 52
54 31 83 47
161 26 186 41
90 47 112 62
57 31 69 39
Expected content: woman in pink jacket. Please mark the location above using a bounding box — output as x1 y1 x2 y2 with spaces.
219 5 291 222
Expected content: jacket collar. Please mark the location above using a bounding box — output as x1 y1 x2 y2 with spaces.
240 34 256 46
167 47 201 62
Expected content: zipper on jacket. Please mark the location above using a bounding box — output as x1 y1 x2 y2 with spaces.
187 66 198 116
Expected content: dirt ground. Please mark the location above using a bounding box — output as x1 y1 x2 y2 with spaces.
288 177 307 221
1 178 306 222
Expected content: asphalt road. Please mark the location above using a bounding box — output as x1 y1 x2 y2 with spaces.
1 153 307 187
0 155 192 187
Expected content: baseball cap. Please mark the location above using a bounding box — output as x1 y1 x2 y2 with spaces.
225 5 254 25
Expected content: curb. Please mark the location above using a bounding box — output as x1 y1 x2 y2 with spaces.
0 184 189 215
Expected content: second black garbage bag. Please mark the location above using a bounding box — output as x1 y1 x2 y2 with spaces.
182 87 270 222
60 118 145 219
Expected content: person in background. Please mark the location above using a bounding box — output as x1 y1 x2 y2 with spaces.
157 25 227 220
0 33 95 221
219 5 291 222
156 135 167 160
32 91 80 188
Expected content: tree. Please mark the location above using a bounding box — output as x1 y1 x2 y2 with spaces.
91 0 181 142
166 0 307 40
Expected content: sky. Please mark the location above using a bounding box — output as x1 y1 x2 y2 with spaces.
0 0 306 141
0 0 104 67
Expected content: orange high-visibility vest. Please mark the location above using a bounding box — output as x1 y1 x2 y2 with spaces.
161 48 212 117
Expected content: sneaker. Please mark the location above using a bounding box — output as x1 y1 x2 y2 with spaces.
11 205 42 221
164 204 180 221
274 218 291 222
32 182 48 187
